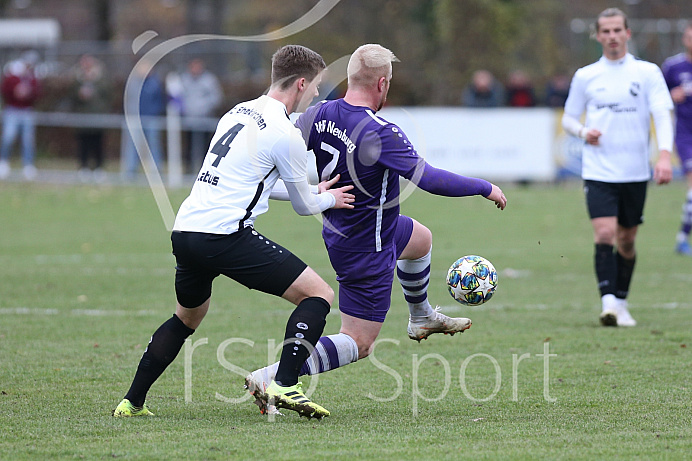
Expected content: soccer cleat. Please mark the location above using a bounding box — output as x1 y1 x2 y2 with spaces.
262 381 330 419
112 398 154 417
675 240 692 256
0 161 10 180
22 165 37 181
407 307 472 342
599 309 618 327
244 370 282 416
615 300 636 327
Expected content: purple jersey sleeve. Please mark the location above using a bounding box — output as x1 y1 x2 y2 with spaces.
417 164 492 197
372 122 492 197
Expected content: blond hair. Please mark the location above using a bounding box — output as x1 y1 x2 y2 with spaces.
347 44 399 88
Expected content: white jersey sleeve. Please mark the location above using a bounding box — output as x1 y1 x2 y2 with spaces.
269 125 336 214
563 68 588 118
645 62 674 112
270 126 310 184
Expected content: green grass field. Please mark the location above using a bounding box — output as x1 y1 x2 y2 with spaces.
1 180 690 460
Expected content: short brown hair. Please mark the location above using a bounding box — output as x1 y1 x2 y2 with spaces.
595 7 628 32
271 45 326 90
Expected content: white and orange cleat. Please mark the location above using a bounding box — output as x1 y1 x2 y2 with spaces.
407 307 472 342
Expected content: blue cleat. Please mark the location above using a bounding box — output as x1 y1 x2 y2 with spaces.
676 241 692 256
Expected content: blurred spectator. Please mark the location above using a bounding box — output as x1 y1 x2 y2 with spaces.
461 69 504 107
544 73 571 107
0 51 41 180
180 58 222 173
505 70 536 107
122 59 165 180
70 54 112 181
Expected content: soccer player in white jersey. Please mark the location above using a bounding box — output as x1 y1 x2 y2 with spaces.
113 45 355 419
562 8 674 327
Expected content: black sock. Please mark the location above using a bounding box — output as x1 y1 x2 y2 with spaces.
124 314 194 407
274 297 330 387
594 243 616 297
615 252 636 299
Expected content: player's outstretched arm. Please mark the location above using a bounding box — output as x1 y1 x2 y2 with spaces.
486 183 507 210
409 162 506 209
283 174 354 216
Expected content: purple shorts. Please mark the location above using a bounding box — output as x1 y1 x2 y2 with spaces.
327 215 414 323
676 135 692 174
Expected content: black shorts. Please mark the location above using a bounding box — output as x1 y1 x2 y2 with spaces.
583 180 647 228
171 227 307 308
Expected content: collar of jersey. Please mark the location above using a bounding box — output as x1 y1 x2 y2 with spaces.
601 52 632 66
259 94 290 119
337 98 369 111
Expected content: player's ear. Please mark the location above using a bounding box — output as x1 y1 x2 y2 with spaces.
378 76 386 92
297 77 306 92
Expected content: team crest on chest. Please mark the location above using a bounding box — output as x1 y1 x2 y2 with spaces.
629 82 640 97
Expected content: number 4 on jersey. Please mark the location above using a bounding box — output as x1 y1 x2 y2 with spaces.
210 123 245 167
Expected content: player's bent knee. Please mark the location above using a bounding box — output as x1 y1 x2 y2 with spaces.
411 220 432 253
594 232 616 245
417 223 432 249
618 241 635 257
358 341 375 359
341 331 376 359
175 299 209 330
306 275 334 304
318 283 334 305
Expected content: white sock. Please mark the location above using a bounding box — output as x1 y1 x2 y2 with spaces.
397 248 434 318
299 333 359 376
601 293 618 312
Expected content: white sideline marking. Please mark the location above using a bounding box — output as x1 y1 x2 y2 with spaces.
439 302 692 312
0 308 59 315
0 308 157 316
32 253 172 265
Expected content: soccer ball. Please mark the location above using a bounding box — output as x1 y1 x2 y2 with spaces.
446 255 497 306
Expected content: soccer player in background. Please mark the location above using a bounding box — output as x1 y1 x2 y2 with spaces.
113 45 355 419
246 44 506 415
662 21 692 256
562 8 674 327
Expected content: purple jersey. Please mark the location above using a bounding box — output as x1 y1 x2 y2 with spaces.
662 53 692 139
296 99 491 252
296 99 417 252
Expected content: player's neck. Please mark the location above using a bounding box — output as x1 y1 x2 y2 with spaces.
266 88 295 115
603 51 628 62
343 89 378 112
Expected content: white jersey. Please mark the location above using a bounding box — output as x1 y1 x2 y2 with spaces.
564 53 674 182
173 95 311 234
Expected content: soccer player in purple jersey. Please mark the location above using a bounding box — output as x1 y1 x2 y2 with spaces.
246 44 506 415
662 21 692 256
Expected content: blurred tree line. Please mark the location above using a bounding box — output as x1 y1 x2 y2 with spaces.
219 0 691 105
2 0 692 107
219 0 573 105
